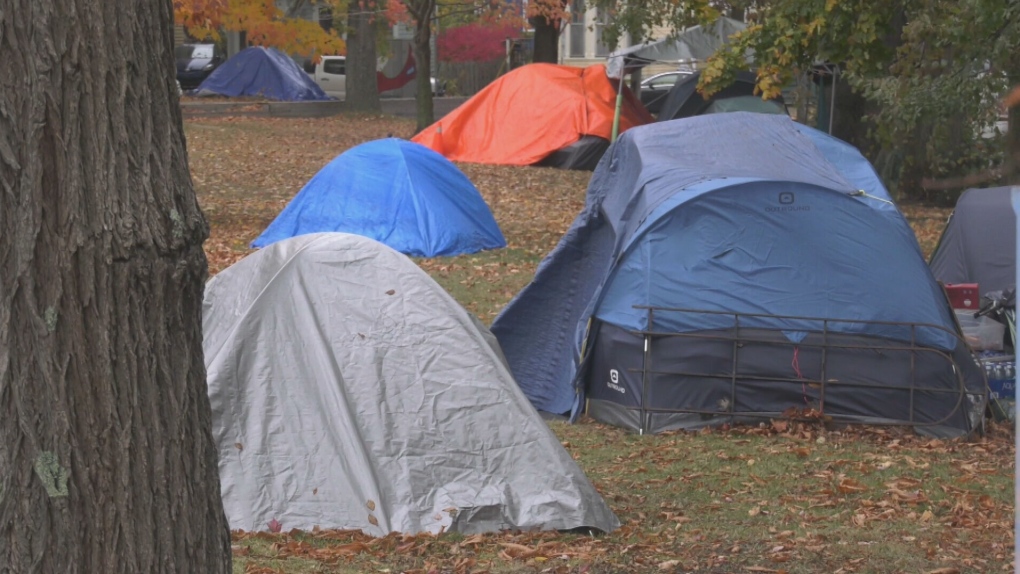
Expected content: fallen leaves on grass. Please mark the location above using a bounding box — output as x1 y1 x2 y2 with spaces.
199 115 1010 574
899 201 953 258
189 115 951 321
187 115 590 299
230 414 1014 572
186 115 418 274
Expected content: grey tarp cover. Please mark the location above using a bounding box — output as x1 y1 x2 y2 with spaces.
203 233 619 535
605 17 747 79
929 186 1016 294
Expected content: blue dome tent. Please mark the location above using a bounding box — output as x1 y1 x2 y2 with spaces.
194 46 330 101
253 139 506 257
491 113 985 437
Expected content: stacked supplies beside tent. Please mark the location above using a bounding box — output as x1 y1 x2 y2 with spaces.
973 289 1017 421
946 284 1005 352
982 354 1015 421
983 357 1015 398
929 187 1018 422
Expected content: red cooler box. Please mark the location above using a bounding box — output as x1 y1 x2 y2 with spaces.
945 283 979 310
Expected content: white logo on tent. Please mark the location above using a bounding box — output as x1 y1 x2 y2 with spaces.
607 369 625 394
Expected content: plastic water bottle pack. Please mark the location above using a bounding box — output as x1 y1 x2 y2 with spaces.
984 359 1016 399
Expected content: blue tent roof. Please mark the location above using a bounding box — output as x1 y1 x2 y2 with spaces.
253 139 506 257
195 46 330 101
491 113 962 417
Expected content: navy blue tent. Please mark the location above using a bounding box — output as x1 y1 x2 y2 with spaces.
657 71 786 121
195 46 330 101
253 139 506 257
491 113 985 437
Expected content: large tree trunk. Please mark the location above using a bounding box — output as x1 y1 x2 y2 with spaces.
0 0 232 572
531 16 559 64
1006 77 1020 184
830 78 872 152
407 0 437 132
1007 103 1020 183
346 0 381 112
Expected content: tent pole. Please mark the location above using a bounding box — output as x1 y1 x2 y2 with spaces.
1013 185 1020 574
611 72 625 142
828 66 838 135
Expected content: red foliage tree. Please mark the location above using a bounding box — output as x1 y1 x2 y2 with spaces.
438 23 518 63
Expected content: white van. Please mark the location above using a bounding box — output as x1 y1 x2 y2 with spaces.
311 56 347 99
307 56 444 100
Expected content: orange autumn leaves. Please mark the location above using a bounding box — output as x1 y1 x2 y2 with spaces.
174 0 346 57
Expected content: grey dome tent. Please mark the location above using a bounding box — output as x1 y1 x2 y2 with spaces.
204 233 619 535
930 186 1016 294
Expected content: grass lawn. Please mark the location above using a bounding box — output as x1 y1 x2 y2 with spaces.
184 113 1013 574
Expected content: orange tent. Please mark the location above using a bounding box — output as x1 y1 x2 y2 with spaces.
412 63 653 168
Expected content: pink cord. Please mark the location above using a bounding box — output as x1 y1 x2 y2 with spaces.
792 346 810 405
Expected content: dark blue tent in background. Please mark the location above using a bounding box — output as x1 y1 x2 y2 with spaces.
656 71 786 121
491 113 985 438
253 139 506 257
195 46 330 101
929 186 1016 294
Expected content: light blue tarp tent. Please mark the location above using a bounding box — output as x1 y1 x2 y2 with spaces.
491 113 985 437
253 138 506 257
195 46 330 101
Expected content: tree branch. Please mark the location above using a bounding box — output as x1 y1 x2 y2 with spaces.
920 167 1005 191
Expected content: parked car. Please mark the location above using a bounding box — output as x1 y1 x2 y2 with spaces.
175 43 225 89
640 71 692 116
307 55 445 100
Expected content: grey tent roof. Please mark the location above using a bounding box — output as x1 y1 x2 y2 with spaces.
203 232 619 535
930 186 1016 293
605 17 747 79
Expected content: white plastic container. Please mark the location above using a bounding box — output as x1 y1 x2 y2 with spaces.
955 309 1005 351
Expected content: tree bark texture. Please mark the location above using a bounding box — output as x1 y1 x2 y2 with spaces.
1009 102 1020 184
406 0 436 133
1006 72 1020 184
830 80 872 155
346 0 382 113
0 0 232 572
530 17 559 64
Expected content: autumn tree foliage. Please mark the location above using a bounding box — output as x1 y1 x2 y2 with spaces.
174 0 347 56
438 23 518 63
588 0 1019 196
585 0 719 49
697 0 1020 196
